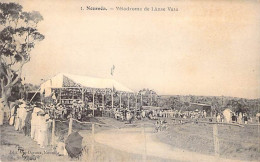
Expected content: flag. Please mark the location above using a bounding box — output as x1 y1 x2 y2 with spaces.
111 65 115 76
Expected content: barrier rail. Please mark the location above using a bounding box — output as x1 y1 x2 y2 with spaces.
51 116 259 161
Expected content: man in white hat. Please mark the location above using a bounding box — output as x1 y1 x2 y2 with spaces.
14 101 26 131
16 101 30 132
31 105 43 140
37 111 52 148
223 108 232 123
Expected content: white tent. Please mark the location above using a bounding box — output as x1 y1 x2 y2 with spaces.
40 73 133 96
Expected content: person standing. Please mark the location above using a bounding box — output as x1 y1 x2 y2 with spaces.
203 110 207 118
223 109 232 123
24 108 32 136
31 107 42 140
159 110 162 117
14 106 22 131
216 113 221 123
244 114 248 124
141 110 146 119
237 112 243 124
19 103 29 132
38 112 52 148
9 102 19 126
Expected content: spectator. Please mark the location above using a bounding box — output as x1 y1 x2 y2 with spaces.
244 114 248 124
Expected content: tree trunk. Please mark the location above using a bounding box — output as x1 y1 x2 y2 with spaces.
0 87 11 125
0 61 25 125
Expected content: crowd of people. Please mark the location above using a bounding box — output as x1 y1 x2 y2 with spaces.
104 106 260 130
7 99 93 149
9 99 52 148
109 108 209 121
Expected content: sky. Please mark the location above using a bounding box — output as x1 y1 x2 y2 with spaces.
3 0 260 99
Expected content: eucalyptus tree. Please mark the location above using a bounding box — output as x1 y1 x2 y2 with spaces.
0 2 44 124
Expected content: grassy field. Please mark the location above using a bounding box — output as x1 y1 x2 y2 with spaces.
156 120 260 161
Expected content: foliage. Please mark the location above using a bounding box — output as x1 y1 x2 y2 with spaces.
7 80 40 102
157 94 260 116
0 2 44 103
138 88 158 106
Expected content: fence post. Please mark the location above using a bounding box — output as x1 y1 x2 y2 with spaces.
91 123 95 161
68 117 73 135
142 124 147 162
52 119 55 146
213 124 220 157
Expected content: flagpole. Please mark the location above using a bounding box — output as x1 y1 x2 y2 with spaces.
111 89 114 109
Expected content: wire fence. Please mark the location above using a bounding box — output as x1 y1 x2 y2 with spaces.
51 116 259 161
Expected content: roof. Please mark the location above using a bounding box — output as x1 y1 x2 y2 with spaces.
40 73 133 95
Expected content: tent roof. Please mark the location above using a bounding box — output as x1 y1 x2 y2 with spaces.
40 73 133 93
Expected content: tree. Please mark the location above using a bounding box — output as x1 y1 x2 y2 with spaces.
9 81 40 102
0 2 44 123
225 99 249 114
138 88 158 106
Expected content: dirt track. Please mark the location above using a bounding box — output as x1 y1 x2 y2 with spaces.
94 127 242 162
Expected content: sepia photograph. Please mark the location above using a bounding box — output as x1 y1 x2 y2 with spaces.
0 0 260 161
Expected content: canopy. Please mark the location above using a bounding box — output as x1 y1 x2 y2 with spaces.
40 73 133 96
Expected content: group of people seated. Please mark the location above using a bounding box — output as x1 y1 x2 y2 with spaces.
112 108 134 123
105 107 210 124
44 100 97 121
138 109 208 120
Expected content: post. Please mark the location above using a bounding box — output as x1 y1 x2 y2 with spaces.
59 88 62 103
23 82 26 99
102 93 105 109
135 93 138 116
128 93 130 109
81 88 84 102
101 93 105 117
68 117 73 135
142 124 147 162
52 119 55 146
91 123 95 161
111 91 114 109
92 90 95 117
141 93 143 107
150 94 153 106
213 124 220 157
119 92 122 109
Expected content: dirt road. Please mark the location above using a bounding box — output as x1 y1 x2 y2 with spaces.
94 127 242 162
